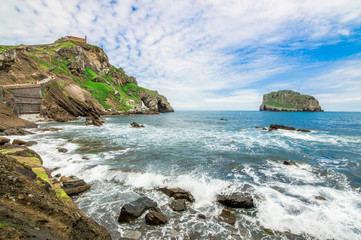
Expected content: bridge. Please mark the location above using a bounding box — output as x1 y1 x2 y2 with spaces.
1 77 54 115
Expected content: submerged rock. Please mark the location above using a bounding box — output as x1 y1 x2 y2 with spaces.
170 199 187 211
160 187 195 202
268 124 310 132
118 197 157 222
218 208 236 226
283 160 298 166
130 122 144 128
217 192 254 209
145 210 168 225
315 195 327 201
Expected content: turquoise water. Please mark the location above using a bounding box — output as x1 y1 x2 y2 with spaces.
19 111 361 239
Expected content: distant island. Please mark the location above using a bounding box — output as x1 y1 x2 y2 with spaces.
260 90 323 112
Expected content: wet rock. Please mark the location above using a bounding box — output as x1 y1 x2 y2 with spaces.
54 173 61 178
268 124 310 132
170 199 187 211
57 147 68 153
160 187 195 202
0 137 10 145
121 231 142 240
82 156 90 160
198 213 206 219
62 179 91 195
220 118 227 121
130 122 144 128
12 139 27 146
283 160 297 166
315 195 327 201
145 210 168 225
37 127 62 132
118 197 157 222
217 192 254 209
25 141 38 146
218 208 236 226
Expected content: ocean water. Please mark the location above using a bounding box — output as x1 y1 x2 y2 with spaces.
17 111 361 239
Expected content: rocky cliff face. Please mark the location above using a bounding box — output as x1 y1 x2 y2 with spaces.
0 38 174 125
260 90 323 112
0 145 111 239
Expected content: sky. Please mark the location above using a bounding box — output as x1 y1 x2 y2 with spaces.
1 0 361 111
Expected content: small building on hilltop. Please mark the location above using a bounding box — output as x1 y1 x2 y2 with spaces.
66 36 87 43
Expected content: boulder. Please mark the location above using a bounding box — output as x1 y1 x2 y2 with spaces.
217 192 254 209
283 160 297 166
12 139 27 146
198 213 206 219
145 211 168 225
160 187 195 202
62 179 91 196
0 137 10 145
57 147 68 153
118 197 157 222
170 199 187 211
130 122 144 128
218 208 236 226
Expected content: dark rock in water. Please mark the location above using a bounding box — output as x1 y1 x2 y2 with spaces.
160 187 195 202
82 156 90 160
145 210 168 225
315 195 327 201
37 127 62 132
25 140 38 146
220 118 227 121
57 147 68 153
54 173 61 178
130 122 144 128
62 179 91 195
12 139 27 146
198 213 206 219
268 124 310 132
218 208 236 226
170 199 187 211
118 197 157 222
283 160 298 166
0 137 10 145
217 192 254 209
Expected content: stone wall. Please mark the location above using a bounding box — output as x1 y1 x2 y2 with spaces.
6 86 42 115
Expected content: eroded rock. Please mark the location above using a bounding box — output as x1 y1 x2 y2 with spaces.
118 197 157 222
130 122 144 128
160 187 195 202
218 208 236 226
217 192 254 209
145 210 168 225
170 199 187 211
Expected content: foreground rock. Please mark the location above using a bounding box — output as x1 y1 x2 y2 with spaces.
145 208 168 225
62 179 91 195
268 124 310 132
218 208 236 226
0 137 10 145
160 187 195 202
260 90 323 112
170 199 187 211
217 192 255 209
130 122 144 128
0 145 111 239
118 197 157 222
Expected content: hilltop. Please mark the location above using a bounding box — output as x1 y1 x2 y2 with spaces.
260 90 323 112
0 37 173 127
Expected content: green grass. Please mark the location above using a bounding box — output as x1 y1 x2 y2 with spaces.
28 55 52 70
85 68 100 80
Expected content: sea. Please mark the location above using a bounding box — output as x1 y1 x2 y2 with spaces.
16 111 361 239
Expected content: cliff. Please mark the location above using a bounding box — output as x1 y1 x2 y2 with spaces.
260 90 323 112
0 38 174 125
0 144 111 239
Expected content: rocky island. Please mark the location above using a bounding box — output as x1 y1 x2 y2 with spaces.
259 90 323 112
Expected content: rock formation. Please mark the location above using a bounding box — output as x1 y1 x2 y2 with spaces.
260 90 323 112
0 144 111 239
0 38 174 126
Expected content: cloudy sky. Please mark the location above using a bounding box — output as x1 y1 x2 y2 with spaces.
1 0 361 111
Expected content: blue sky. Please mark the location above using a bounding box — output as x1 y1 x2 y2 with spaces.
1 0 361 111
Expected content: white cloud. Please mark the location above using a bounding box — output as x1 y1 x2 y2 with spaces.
1 0 361 110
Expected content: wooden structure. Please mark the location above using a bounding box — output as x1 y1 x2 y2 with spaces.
66 36 87 43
